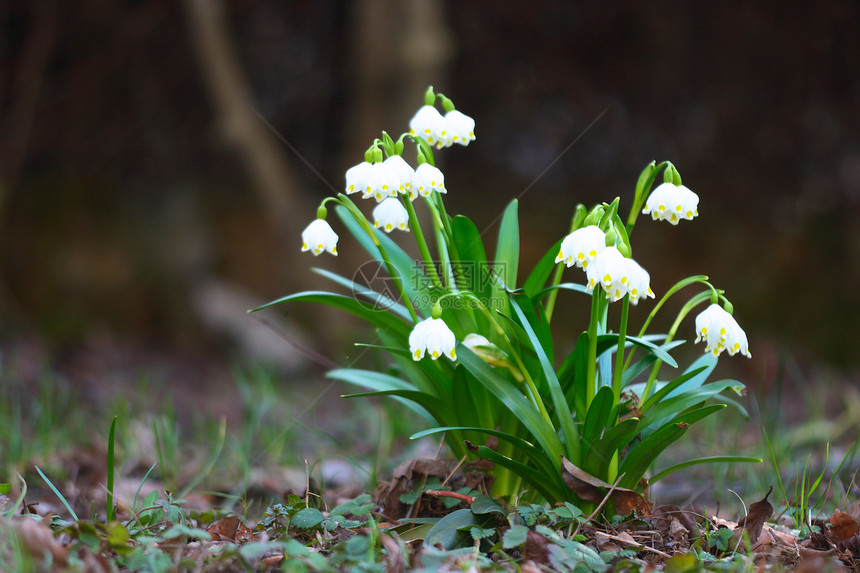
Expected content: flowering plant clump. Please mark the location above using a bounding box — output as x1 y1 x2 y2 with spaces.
253 87 758 516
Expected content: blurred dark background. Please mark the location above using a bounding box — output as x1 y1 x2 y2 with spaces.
1 0 858 395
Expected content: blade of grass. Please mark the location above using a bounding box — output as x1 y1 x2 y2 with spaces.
107 415 117 522
35 466 78 521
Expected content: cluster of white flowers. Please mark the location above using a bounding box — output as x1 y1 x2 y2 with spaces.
409 105 476 149
557 226 654 305
300 100 475 256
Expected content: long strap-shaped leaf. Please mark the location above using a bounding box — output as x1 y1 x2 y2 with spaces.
457 347 564 464
411 425 559 480
250 291 411 337
508 294 580 463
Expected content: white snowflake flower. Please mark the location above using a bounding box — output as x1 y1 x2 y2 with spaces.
585 247 653 303
412 163 446 198
372 198 409 233
694 304 751 358
383 155 414 197
409 317 457 361
300 219 338 256
443 109 476 147
409 105 447 148
345 161 373 195
555 225 607 269
361 162 401 202
642 182 699 225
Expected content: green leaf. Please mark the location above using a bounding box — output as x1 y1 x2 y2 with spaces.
473 446 568 502
457 346 564 463
523 238 564 298
502 524 530 549
582 386 614 451
650 456 763 484
312 267 413 321
619 404 725 488
491 200 519 315
250 290 411 338
470 496 507 516
451 215 491 302
328 369 440 424
336 205 433 316
410 425 558 479
291 507 325 529
508 293 579 463
0 483 10 495
423 508 475 549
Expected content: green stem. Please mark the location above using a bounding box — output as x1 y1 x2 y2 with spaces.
545 210 584 322
622 275 711 373
402 197 442 288
640 290 713 402
585 289 601 410
626 160 669 236
462 294 553 426
338 194 419 322
612 296 629 404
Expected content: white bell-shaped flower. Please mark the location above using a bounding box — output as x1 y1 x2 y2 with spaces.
585 247 653 303
694 304 751 358
372 198 409 233
443 109 476 147
383 155 414 197
642 182 699 225
409 317 457 361
362 162 401 202
345 161 373 195
625 259 655 305
409 105 447 148
412 163 446 198
555 225 606 269
300 219 338 256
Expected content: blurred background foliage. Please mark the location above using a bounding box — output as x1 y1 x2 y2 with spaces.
1 0 858 395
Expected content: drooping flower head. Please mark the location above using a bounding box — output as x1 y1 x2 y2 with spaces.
409 317 457 361
372 198 409 233
412 163 446 199
345 161 373 196
301 219 338 256
409 105 447 148
555 225 606 269
362 162 402 202
642 182 699 225
694 304 751 358
383 155 415 197
443 109 476 147
585 247 654 304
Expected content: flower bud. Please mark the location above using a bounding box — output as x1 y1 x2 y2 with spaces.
583 205 605 227
604 228 618 247
424 86 436 106
431 301 443 319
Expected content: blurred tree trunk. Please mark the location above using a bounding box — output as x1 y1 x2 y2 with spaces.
183 0 311 245
347 0 454 153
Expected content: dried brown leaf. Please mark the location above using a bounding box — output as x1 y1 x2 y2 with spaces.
206 515 254 542
830 509 859 541
735 486 774 543
560 457 652 516
524 530 551 566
